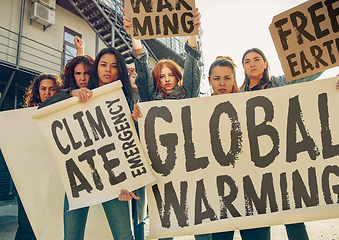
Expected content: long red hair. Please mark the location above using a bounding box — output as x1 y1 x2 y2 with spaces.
152 59 183 99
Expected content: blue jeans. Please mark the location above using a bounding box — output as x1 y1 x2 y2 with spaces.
212 227 270 240
212 223 309 240
132 198 145 240
15 196 37 240
161 233 211 240
64 195 133 240
285 223 309 240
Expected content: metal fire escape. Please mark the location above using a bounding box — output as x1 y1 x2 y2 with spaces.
67 0 133 63
66 0 158 64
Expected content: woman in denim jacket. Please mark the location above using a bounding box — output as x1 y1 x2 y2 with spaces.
124 9 211 240
238 48 323 240
212 49 325 240
240 48 323 92
123 13 201 103
130 37 201 102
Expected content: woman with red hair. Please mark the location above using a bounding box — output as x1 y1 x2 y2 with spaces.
124 8 211 240
123 10 202 105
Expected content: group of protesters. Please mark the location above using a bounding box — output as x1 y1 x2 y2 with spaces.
14 6 339 240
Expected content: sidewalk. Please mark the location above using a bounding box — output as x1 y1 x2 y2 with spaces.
0 199 338 240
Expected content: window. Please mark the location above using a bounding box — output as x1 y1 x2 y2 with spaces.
63 27 82 66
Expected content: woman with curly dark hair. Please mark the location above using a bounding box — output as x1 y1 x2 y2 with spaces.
15 72 63 240
61 55 94 90
23 73 63 107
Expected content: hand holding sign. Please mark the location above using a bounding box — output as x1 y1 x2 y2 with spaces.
71 88 93 102
124 7 201 57
118 189 140 201
131 102 142 122
269 0 339 82
124 8 201 34
192 8 200 28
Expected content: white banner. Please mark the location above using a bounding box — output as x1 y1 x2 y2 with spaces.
138 77 339 239
0 108 113 239
30 81 155 210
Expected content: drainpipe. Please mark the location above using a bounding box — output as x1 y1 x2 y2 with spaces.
16 0 25 67
111 25 115 47
95 32 99 57
111 1 116 48
14 83 18 109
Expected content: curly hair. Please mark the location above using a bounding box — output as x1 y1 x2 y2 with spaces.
152 59 183 99
61 55 94 89
23 73 63 107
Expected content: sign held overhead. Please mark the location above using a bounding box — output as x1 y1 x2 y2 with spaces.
124 0 199 39
269 0 339 82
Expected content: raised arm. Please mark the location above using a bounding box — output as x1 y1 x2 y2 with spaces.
123 11 155 102
272 71 324 87
182 9 202 98
74 36 85 57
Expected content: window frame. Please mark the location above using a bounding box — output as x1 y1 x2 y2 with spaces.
62 27 82 66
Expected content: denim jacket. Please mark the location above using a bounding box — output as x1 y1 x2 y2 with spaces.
240 71 324 92
132 40 201 101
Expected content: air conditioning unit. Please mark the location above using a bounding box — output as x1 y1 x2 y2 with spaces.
31 2 55 26
32 0 56 9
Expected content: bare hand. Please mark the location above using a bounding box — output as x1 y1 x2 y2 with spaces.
74 36 85 56
126 63 136 72
187 8 200 49
123 9 132 31
118 189 140 201
193 8 201 28
131 103 142 121
71 88 93 102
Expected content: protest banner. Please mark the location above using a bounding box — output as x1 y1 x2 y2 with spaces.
0 107 116 239
124 0 199 39
138 77 339 239
30 81 155 210
269 0 339 82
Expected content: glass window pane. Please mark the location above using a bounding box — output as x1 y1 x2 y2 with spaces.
64 45 77 63
64 31 75 44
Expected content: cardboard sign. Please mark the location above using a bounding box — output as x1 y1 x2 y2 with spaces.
269 0 339 82
31 81 155 210
138 77 339 239
0 107 115 240
124 0 199 39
